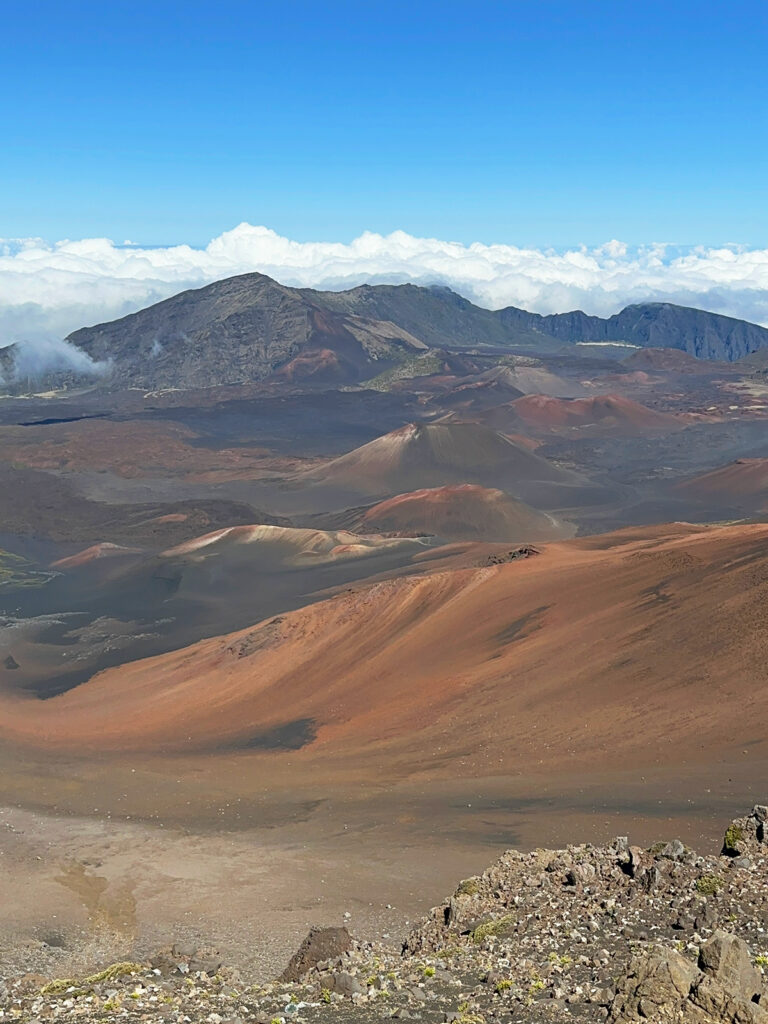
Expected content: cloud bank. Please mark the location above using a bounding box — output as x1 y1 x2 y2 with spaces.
3 225 768 355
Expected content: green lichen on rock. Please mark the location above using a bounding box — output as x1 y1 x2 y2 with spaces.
471 914 514 944
41 962 145 996
696 873 723 895
455 878 481 896
723 824 744 855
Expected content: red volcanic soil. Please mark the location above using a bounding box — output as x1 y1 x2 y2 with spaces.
676 458 768 502
356 484 574 543
299 421 572 497
0 419 301 482
510 393 686 435
273 347 343 382
51 543 143 570
4 520 768 784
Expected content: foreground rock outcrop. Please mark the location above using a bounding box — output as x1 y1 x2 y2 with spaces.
609 931 766 1022
4 808 768 1022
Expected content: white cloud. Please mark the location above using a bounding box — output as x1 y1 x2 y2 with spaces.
6 337 110 383
2 225 768 354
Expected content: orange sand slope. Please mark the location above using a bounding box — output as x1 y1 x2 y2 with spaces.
356 485 574 543
4 520 768 780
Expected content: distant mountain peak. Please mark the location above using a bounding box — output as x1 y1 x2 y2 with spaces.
64 272 768 390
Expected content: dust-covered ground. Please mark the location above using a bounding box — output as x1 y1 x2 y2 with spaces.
1 757 764 984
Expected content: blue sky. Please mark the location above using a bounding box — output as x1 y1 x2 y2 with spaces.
2 0 767 247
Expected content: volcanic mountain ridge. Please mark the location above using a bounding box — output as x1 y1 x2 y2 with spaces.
62 273 768 390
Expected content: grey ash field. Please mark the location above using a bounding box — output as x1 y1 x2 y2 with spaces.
3 275 768 1021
